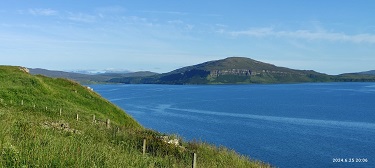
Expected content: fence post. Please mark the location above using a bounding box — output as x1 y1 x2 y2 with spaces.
143 139 146 155
106 119 110 128
59 108 62 116
92 115 96 123
76 114 79 121
33 104 36 108
21 100 24 106
45 107 48 111
192 153 197 168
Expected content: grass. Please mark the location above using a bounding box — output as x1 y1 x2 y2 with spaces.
0 66 271 167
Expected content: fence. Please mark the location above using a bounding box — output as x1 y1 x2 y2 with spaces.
0 98 198 167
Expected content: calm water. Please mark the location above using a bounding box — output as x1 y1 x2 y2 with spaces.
90 83 375 168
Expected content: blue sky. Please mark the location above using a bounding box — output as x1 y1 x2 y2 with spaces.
1 1 375 74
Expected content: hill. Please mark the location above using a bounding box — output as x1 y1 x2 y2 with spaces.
29 68 110 84
332 70 375 82
357 70 375 75
110 57 333 84
333 73 375 82
0 66 270 167
29 68 158 84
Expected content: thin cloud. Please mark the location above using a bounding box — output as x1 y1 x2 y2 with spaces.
167 20 184 24
140 10 188 15
29 8 58 16
215 24 228 28
229 28 375 43
140 10 220 17
96 6 126 13
167 20 194 31
200 13 221 17
67 12 96 23
121 15 153 26
123 16 148 22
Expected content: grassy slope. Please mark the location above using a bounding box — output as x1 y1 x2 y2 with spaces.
0 66 270 167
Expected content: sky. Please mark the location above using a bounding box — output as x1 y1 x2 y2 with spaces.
1 1 375 75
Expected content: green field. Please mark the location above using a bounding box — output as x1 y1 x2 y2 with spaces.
0 66 271 167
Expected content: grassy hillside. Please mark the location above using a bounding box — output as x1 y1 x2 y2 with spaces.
0 66 270 167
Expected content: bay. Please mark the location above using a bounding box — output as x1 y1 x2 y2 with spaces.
90 83 375 168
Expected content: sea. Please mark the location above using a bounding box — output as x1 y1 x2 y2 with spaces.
90 83 375 168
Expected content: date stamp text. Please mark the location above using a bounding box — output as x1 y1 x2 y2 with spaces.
332 158 368 163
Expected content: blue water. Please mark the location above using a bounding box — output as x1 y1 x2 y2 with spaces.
90 83 375 168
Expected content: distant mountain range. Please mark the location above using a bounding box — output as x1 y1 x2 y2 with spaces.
357 70 375 75
71 69 131 75
29 68 158 84
29 57 375 84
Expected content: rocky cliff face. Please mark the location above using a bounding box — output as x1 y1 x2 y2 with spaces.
209 69 254 77
209 69 304 78
19 66 30 73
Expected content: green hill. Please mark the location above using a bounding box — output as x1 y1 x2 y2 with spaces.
0 66 270 167
110 57 333 84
